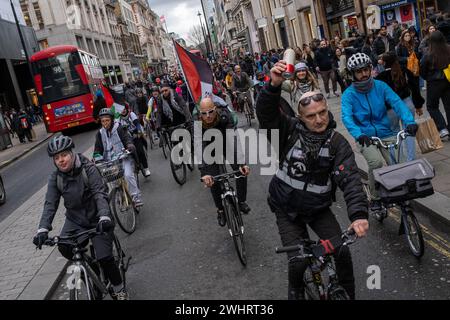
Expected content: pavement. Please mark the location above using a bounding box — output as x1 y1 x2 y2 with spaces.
0 89 449 300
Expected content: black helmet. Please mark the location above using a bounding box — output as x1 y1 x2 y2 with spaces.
47 135 74 157
98 108 114 118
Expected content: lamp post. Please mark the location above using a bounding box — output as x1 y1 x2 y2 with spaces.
197 11 210 58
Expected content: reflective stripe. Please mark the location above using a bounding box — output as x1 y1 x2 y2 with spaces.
318 147 329 157
275 169 332 194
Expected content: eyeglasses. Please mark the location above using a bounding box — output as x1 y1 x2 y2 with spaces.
299 93 325 106
200 109 216 116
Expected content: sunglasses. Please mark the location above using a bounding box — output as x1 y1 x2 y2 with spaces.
200 109 216 116
299 93 325 106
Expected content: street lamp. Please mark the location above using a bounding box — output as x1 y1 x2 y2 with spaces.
197 11 210 58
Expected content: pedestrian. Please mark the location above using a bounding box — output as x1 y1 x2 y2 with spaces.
334 48 348 92
314 40 339 98
282 62 319 112
294 47 303 64
396 30 425 111
419 24 436 55
391 20 402 46
372 26 395 56
419 30 450 139
436 13 450 44
18 110 33 142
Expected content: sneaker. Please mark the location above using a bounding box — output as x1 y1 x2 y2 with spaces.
369 200 382 212
134 199 144 208
326 93 331 99
239 202 251 214
439 129 449 139
334 91 340 97
143 168 151 177
217 209 226 227
111 288 129 300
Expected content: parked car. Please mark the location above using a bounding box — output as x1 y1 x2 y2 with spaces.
0 174 5 205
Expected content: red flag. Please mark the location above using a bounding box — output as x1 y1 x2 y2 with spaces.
173 40 213 104
160 15 166 23
101 83 114 107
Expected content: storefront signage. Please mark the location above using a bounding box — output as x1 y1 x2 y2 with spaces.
380 0 410 10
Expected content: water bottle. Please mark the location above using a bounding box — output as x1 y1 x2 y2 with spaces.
282 48 295 80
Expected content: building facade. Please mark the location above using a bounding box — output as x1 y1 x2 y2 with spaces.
20 0 125 84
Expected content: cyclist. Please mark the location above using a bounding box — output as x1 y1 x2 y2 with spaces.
231 64 254 115
146 86 160 124
341 52 418 212
199 97 250 226
117 105 151 177
32 135 128 300
155 83 192 129
135 88 148 127
256 60 369 300
94 108 143 208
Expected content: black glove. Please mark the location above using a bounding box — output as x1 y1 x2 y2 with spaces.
405 124 418 137
357 135 371 147
96 217 114 233
33 231 48 250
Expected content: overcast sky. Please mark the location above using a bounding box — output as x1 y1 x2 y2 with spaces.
148 0 203 45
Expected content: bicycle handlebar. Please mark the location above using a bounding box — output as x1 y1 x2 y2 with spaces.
370 130 408 149
43 228 101 247
200 170 245 183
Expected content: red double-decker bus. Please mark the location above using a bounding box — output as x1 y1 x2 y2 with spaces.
30 45 104 132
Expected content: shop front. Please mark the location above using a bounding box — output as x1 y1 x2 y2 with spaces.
377 0 423 35
321 0 358 39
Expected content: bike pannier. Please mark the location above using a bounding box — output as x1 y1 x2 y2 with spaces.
373 158 435 203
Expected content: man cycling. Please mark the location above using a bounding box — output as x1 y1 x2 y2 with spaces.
231 64 254 115
94 108 143 208
155 83 192 133
341 53 418 212
117 105 151 177
256 60 369 300
199 97 251 226
33 135 128 300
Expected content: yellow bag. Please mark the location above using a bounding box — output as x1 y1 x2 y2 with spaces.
443 64 450 82
407 51 420 77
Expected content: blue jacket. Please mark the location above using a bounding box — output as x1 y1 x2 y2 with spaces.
341 79 415 140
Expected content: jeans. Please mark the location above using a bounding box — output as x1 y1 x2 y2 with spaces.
386 97 416 161
273 206 355 299
123 158 141 202
426 79 450 131
319 69 337 94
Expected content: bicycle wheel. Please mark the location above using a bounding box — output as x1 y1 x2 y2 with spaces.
244 102 251 127
0 177 5 205
170 159 186 185
328 285 350 300
112 234 128 289
110 185 136 234
402 210 425 258
161 133 168 159
303 268 322 300
146 125 154 150
224 196 247 266
69 271 94 300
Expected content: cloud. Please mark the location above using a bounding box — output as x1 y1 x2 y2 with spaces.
148 0 203 43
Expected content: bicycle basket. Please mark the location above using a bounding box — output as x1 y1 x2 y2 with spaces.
96 159 124 183
373 158 435 203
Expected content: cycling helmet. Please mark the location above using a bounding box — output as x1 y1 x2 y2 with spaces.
47 135 74 157
98 108 114 118
347 52 372 71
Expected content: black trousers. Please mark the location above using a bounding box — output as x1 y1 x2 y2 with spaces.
426 79 450 131
273 207 355 299
406 72 425 109
58 220 123 286
133 137 148 169
208 164 247 210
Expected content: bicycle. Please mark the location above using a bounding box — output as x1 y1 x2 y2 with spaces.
236 90 254 127
275 229 357 300
144 118 158 150
160 123 194 186
207 165 247 266
42 228 131 300
95 151 138 234
363 130 428 258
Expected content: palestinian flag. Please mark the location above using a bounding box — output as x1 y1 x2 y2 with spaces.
173 40 213 104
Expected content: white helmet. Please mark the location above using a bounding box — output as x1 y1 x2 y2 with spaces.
347 52 372 71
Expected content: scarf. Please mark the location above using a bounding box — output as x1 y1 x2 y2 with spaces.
162 93 184 122
353 76 374 93
297 112 336 160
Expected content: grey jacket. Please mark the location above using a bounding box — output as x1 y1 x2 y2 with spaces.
39 154 111 231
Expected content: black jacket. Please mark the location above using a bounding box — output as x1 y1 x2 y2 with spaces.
39 154 111 231
314 47 335 71
376 69 411 102
198 108 244 177
136 96 148 115
155 93 191 127
256 83 368 222
396 44 421 74
372 35 395 56
420 54 447 82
